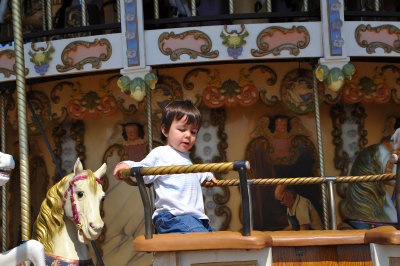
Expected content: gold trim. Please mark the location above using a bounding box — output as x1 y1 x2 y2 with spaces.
355 24 400 54
56 38 112 72
251 26 310 57
158 30 219 61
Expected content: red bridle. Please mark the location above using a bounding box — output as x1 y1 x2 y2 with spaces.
62 175 102 230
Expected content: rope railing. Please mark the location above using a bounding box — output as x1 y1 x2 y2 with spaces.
119 163 395 187
119 161 250 183
203 173 396 187
119 161 400 237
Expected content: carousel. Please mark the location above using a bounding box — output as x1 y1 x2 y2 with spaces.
0 0 400 265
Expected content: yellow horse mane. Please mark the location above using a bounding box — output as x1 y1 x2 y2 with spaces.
32 169 99 253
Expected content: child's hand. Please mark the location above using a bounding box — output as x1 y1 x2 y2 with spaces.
113 162 130 180
210 177 218 185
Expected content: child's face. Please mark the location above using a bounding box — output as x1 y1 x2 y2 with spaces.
162 115 198 153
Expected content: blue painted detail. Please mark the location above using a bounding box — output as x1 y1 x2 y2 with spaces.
329 0 343 56
125 0 139 66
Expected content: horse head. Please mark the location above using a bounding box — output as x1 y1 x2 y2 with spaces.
62 158 106 244
33 158 106 260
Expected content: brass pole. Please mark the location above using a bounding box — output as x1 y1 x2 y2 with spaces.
81 0 88 26
12 0 31 240
46 0 52 30
1 95 6 252
153 0 159 19
313 71 329 230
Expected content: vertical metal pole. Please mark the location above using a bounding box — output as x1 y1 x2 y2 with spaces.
313 70 329 230
41 0 47 31
395 160 400 229
374 0 379 11
153 0 159 19
132 167 152 239
303 0 309 12
1 95 6 252
326 177 337 230
81 0 88 26
229 0 234 14
146 83 156 216
12 0 31 241
266 0 272 12
46 0 52 30
247 181 253 231
234 161 250 236
191 0 196 16
117 0 121 22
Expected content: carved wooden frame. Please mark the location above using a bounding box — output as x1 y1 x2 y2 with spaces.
355 24 400 54
251 26 310 57
158 30 219 61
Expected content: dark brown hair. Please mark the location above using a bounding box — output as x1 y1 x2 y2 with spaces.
160 100 201 141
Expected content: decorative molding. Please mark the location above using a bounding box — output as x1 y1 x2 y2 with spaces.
328 0 344 56
0 49 16 77
28 42 55 75
250 65 278 106
355 24 400 54
280 68 324 114
190 107 230 230
27 90 53 135
251 26 310 57
331 103 367 209
158 30 219 61
342 79 391 104
56 38 112 72
220 24 249 59
0 49 29 77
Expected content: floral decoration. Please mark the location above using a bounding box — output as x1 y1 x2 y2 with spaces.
28 42 55 75
220 25 249 59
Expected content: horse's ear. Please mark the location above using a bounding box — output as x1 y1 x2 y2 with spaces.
74 158 84 176
94 163 107 179
391 128 400 149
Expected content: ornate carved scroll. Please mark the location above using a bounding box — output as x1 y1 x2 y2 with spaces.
158 30 219 61
251 26 310 57
0 49 29 77
56 38 112 72
355 24 400 54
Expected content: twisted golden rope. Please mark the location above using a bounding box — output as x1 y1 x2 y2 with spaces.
203 173 396 187
119 162 238 182
119 161 395 187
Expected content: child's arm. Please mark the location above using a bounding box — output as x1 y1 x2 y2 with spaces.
113 161 133 180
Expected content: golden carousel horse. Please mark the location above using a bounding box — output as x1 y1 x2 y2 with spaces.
33 158 106 265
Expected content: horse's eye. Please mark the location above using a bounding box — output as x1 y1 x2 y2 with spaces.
101 196 105 202
77 191 84 198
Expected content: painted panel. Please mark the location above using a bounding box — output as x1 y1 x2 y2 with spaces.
145 22 323 65
344 21 400 57
0 33 122 82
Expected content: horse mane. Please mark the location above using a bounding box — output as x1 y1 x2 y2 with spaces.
343 144 391 222
32 169 98 253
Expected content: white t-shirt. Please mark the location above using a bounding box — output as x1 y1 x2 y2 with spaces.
123 145 214 220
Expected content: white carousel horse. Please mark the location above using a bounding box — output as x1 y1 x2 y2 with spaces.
0 151 46 266
33 158 106 265
342 128 400 229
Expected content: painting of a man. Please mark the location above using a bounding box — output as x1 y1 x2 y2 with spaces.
274 185 322 230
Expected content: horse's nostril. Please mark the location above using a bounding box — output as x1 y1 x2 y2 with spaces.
89 222 103 231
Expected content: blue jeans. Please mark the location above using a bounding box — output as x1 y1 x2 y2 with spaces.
153 211 214 233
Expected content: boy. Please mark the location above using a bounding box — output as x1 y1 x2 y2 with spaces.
114 100 218 233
